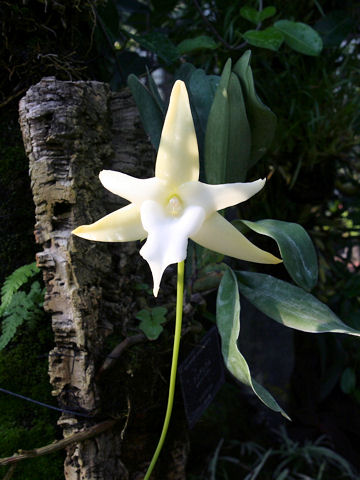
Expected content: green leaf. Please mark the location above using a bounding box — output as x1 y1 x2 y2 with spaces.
217 268 290 419
178 35 218 55
127 74 165 150
135 309 151 322
0 293 28 350
131 31 179 64
188 69 219 170
259 6 277 22
151 306 168 322
240 6 276 24
340 367 356 394
240 6 261 24
146 68 166 114
136 307 167 340
236 271 360 337
227 73 251 181
274 20 323 56
204 59 232 184
240 219 318 291
175 62 196 83
243 27 284 51
315 10 355 47
233 50 277 166
189 70 219 134
0 281 44 351
0 262 39 316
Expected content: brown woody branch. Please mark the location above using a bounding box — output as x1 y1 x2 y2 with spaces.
0 420 117 467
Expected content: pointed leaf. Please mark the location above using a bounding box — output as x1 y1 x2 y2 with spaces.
204 59 232 184
217 269 290 419
188 69 219 172
274 20 323 56
233 51 277 166
243 27 284 52
175 62 196 83
227 73 251 181
236 271 360 337
127 74 165 150
240 219 318 291
146 68 166 114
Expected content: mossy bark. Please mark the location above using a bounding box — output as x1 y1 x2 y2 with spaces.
19 78 188 480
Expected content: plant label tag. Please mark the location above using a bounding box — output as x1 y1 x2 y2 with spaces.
179 326 225 428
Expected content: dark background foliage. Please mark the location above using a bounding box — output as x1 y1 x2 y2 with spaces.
0 0 359 478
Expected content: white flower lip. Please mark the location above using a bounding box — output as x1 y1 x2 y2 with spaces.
72 80 281 296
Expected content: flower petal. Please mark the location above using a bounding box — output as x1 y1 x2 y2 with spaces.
72 204 145 242
99 170 166 205
155 80 199 187
191 212 282 264
203 178 266 211
179 178 266 216
140 200 205 296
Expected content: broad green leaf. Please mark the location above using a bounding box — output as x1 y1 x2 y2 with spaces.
240 6 276 24
204 59 232 184
127 74 165 150
233 50 277 166
240 219 318 291
274 20 323 56
227 73 251 181
315 10 355 47
178 35 218 55
217 269 290 419
243 27 284 51
236 271 360 337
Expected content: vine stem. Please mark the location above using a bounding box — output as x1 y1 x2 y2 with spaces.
144 260 185 480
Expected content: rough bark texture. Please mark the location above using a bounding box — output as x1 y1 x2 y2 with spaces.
19 77 188 480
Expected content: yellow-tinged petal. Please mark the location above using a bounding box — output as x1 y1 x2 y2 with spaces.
155 80 199 186
72 204 145 242
179 178 266 216
191 212 282 264
202 178 266 211
99 170 166 205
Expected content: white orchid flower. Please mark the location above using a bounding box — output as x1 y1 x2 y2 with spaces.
72 80 281 296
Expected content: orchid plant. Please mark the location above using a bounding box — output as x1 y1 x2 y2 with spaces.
73 80 281 296
73 52 360 478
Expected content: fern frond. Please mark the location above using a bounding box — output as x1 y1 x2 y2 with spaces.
0 262 39 316
0 274 45 351
0 292 29 350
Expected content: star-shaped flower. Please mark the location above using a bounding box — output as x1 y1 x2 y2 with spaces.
72 80 281 296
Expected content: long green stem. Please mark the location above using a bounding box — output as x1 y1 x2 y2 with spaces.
144 260 185 480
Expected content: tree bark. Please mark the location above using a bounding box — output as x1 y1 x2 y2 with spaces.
19 77 189 480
